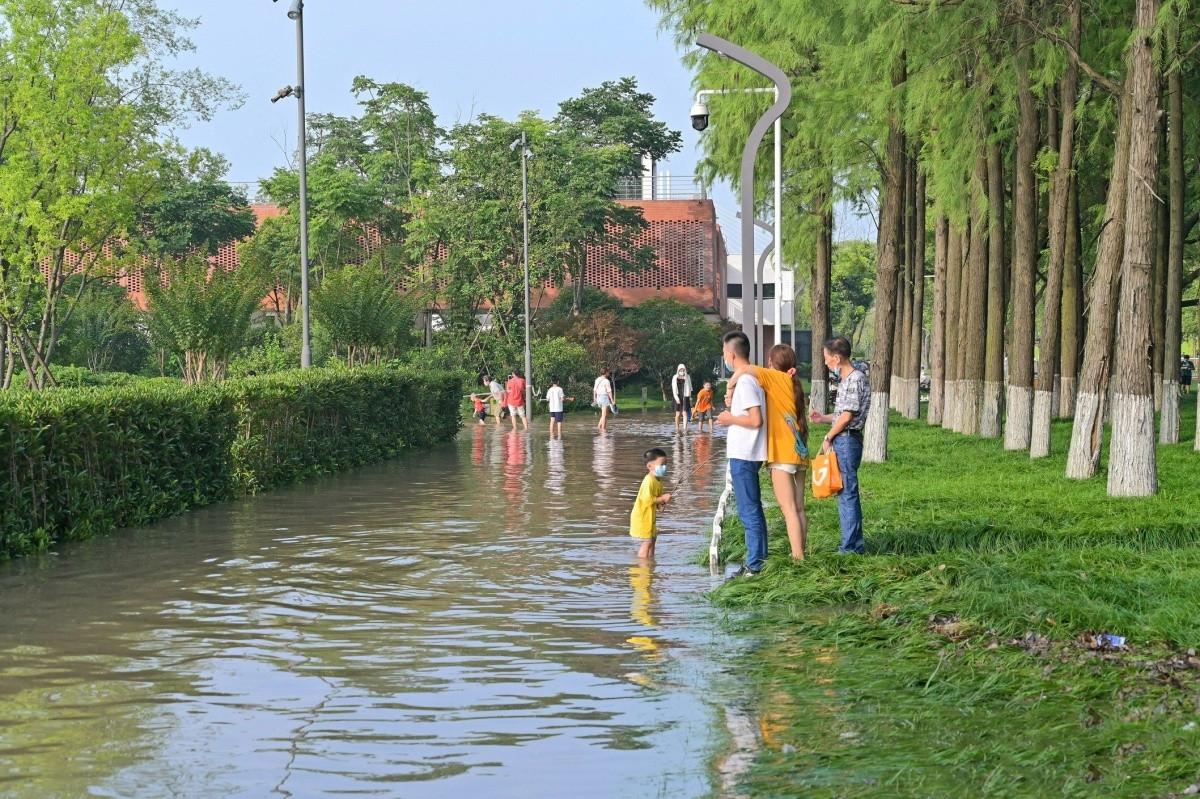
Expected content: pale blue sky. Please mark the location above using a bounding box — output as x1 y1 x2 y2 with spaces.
163 1 872 253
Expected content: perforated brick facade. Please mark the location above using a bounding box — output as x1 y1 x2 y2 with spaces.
101 200 727 317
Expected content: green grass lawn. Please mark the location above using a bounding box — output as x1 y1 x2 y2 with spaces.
709 403 1200 798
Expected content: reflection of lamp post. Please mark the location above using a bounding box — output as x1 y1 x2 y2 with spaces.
511 132 533 412
271 0 311 368
695 33 791 364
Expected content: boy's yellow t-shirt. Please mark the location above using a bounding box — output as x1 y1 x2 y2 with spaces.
629 473 663 539
751 366 806 467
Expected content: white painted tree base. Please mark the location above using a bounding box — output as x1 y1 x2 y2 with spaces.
810 378 828 417
864 392 890 463
1106 391 1157 497
941 381 958 431
1160 380 1180 444
1003 386 1032 450
1066 391 1105 479
980 381 1003 438
896 377 920 419
928 380 944 426
959 379 982 436
1195 388 1200 451
1030 390 1054 458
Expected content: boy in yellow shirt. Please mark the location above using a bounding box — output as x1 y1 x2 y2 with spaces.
630 447 673 559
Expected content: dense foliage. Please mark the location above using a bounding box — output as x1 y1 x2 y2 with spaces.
0 366 463 558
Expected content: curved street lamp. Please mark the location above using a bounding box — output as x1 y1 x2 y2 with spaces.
695 33 792 364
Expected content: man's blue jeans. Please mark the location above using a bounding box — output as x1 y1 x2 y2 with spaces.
730 458 768 572
832 433 865 554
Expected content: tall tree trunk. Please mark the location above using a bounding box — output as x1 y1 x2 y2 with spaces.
811 181 833 415
929 215 948 425
943 224 963 430
1067 85 1134 478
1006 44 1039 450
1108 0 1160 497
900 157 924 419
864 61 906 463
1059 172 1083 417
952 222 974 432
1032 0 1080 457
1161 43 1183 443
1151 113 1168 412
960 155 989 436
982 139 1007 438
892 148 913 411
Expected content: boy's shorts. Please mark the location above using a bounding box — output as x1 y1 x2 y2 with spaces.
630 529 656 540
551 411 564 422
475 410 487 421
695 410 712 421
508 405 526 418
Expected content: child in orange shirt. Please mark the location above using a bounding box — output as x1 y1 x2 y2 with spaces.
693 382 714 433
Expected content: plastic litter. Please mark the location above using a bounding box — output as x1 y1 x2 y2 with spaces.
1098 633 1126 648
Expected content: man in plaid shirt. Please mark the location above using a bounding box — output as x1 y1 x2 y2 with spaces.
810 336 869 553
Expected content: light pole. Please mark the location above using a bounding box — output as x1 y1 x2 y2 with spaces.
512 132 533 413
694 34 791 363
271 0 311 368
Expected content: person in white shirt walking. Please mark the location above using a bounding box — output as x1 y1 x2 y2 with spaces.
593 368 616 433
671 363 693 431
716 331 769 577
484 375 505 428
545 377 573 438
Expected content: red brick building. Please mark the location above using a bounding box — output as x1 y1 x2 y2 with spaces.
114 199 729 318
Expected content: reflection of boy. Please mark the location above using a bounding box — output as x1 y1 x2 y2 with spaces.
694 382 714 431
630 447 673 560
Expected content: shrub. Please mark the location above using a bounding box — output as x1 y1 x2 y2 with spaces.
0 366 463 558
531 336 592 397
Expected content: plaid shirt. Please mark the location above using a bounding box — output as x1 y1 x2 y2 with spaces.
834 368 871 431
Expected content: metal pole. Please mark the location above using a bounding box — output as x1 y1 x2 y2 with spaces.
696 34 791 365
773 102 783 351
521 131 533 413
294 4 312 368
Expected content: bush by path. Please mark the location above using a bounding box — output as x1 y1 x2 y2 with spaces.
0 366 463 559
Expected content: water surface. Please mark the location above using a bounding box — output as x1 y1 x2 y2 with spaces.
0 414 746 798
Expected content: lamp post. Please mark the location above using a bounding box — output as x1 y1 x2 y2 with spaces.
512 132 533 413
271 0 311 368
694 34 791 363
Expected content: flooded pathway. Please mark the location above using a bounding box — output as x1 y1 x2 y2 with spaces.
0 414 753 798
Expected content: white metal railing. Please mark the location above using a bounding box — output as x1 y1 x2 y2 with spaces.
613 176 707 201
709 463 734 574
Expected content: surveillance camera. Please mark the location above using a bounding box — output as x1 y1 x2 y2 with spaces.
287 0 302 19
690 100 709 132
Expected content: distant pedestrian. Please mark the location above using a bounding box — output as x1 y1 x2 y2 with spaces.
716 331 768 577
506 370 528 431
694 381 714 433
809 336 869 555
594 368 616 433
484 375 505 427
546 377 573 438
629 447 673 560
671 363 693 431
1181 355 1194 395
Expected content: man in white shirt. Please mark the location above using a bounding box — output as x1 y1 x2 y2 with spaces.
716 330 769 576
546 377 571 438
485 375 505 428
593 369 615 433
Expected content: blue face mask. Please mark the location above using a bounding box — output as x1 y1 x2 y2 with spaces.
653 464 668 478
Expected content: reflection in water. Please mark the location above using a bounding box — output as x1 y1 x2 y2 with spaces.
0 414 738 798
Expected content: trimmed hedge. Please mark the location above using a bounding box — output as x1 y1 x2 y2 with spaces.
0 366 463 558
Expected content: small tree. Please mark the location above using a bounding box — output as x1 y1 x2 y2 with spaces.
57 278 148 373
563 309 642 381
311 263 418 367
531 336 592 398
625 299 723 398
145 257 268 383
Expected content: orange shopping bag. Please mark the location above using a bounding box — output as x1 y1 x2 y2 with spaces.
811 449 843 499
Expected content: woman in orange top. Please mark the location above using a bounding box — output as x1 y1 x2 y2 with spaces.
727 344 810 559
